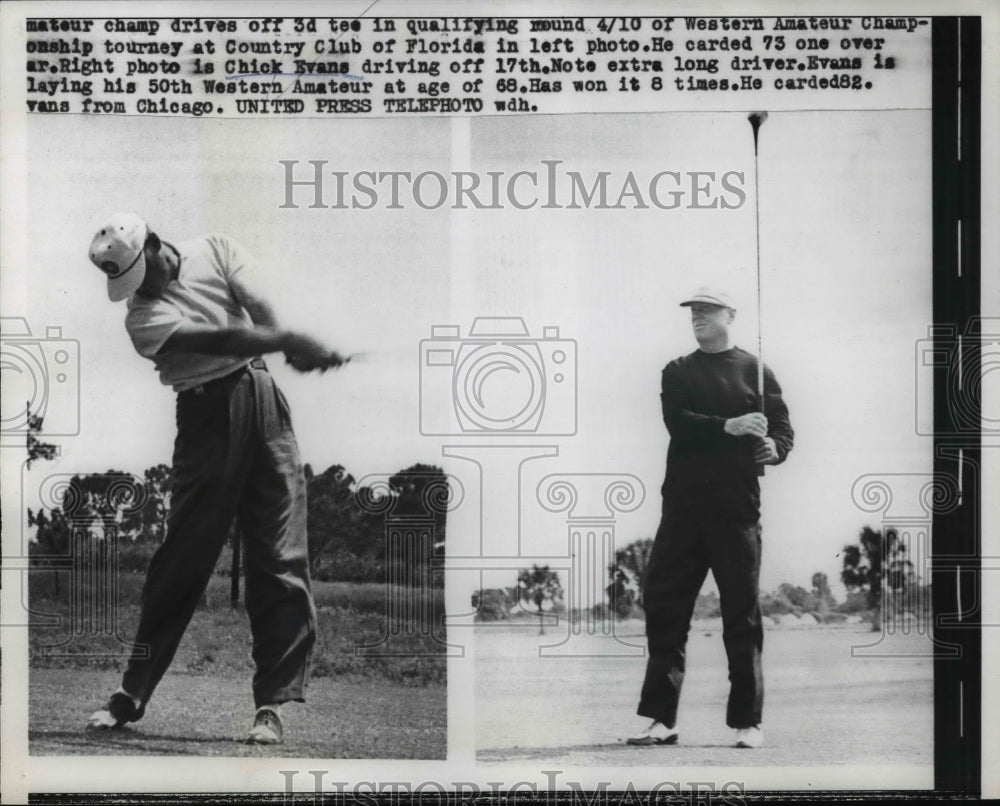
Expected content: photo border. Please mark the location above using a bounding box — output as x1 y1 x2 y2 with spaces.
0 2 993 802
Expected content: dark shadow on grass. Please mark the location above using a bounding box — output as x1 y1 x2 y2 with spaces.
478 740 734 760
30 728 245 750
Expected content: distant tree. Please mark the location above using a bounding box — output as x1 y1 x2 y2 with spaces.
776 582 812 612
811 572 835 614
759 590 792 618
388 463 449 529
692 590 722 620
120 463 171 545
27 506 71 596
472 588 514 621
840 590 871 615
61 471 131 527
27 469 137 596
24 409 61 590
306 463 366 579
302 462 451 584
517 565 563 634
606 537 654 615
105 462 174 571
841 526 914 630
606 567 640 619
25 405 58 468
28 464 175 588
387 464 449 587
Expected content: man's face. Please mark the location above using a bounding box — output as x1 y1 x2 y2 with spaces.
689 303 733 343
136 240 170 298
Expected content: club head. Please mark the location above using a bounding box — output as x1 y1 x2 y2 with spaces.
748 111 769 152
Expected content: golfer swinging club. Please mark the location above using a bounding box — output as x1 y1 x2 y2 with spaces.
85 213 345 744
627 286 793 749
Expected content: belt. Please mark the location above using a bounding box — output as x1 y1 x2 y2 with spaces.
185 357 267 396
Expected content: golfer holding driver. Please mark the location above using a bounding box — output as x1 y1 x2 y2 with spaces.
628 286 793 749
85 213 345 744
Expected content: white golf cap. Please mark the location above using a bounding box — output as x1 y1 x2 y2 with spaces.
89 213 148 301
679 286 736 310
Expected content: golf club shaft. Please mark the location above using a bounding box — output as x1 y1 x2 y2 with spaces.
751 121 765 413
748 111 769 475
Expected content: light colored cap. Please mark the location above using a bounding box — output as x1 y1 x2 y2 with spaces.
89 213 148 301
679 286 736 310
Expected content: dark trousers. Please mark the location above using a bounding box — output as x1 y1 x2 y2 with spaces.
122 362 316 709
637 500 763 729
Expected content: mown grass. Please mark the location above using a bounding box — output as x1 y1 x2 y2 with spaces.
28 571 446 687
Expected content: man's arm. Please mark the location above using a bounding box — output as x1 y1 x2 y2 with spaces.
227 263 280 329
661 362 769 442
660 363 728 440
760 364 794 464
242 296 280 330
222 243 337 371
160 323 340 370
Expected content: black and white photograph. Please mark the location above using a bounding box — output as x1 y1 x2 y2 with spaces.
13 114 453 760
467 110 935 776
0 0 995 802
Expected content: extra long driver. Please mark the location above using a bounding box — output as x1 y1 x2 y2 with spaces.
748 111 769 476
748 110 768 410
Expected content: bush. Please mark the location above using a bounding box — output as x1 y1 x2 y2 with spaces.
312 581 443 619
117 540 159 574
760 592 792 618
472 588 513 621
835 591 872 615
693 592 721 619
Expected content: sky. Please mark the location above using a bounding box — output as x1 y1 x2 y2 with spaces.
4 107 933 601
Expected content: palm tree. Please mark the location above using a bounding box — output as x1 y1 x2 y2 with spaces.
811 571 834 616
842 526 914 630
607 537 654 612
517 565 563 634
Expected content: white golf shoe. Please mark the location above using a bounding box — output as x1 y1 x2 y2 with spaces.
734 725 764 748
626 719 680 746
245 706 283 745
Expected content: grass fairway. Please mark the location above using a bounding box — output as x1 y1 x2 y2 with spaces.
30 668 445 757
475 623 933 775
28 573 446 758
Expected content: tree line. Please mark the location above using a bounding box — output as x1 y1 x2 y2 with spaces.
24 411 925 623
27 458 449 592
478 524 929 629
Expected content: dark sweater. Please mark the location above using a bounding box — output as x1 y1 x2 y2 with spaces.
660 346 793 520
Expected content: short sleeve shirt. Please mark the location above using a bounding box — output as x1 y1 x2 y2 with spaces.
125 234 258 391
